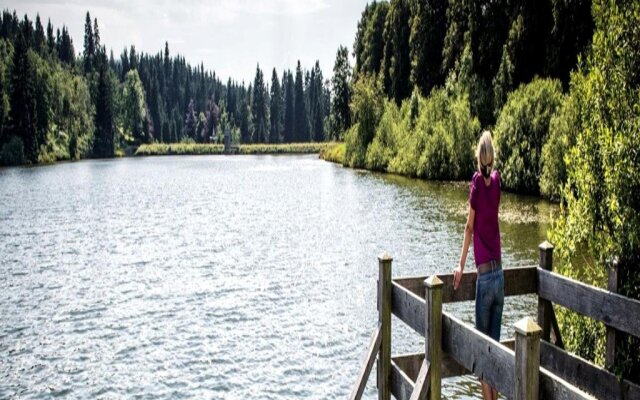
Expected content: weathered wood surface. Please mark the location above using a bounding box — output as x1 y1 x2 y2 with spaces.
441 311 516 399
606 258 621 369
537 268 640 338
550 307 565 349
539 366 596 400
391 282 426 336
409 360 431 400
515 318 542 400
393 266 537 303
424 276 442 400
391 359 416 400
378 253 392 400
349 325 381 400
538 242 554 342
540 340 640 400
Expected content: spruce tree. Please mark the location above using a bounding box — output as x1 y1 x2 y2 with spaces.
409 0 447 95
269 68 283 143
283 70 295 143
331 45 352 138
9 30 38 162
251 64 268 143
83 11 94 73
293 61 308 142
381 0 412 104
93 57 115 157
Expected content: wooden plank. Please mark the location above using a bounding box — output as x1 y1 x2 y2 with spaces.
410 360 431 400
606 258 621 369
441 311 516 399
540 340 640 400
550 306 565 349
393 266 537 303
378 254 392 400
539 366 596 400
424 276 443 400
538 242 555 342
514 318 542 400
391 359 415 400
537 268 640 338
391 282 426 336
349 325 382 400
392 352 467 380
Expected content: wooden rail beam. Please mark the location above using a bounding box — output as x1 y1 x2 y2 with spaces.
349 325 382 400
537 268 640 338
378 252 392 400
393 266 537 303
540 340 640 400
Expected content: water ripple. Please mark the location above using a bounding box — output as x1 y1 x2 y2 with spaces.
0 155 551 399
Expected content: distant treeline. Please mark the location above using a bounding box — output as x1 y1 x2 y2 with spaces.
0 10 334 165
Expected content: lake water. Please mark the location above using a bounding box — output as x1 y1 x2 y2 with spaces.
0 155 554 399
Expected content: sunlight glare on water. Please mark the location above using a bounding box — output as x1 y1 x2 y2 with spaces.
0 155 554 399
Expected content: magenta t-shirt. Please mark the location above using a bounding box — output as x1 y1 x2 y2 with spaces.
469 170 501 266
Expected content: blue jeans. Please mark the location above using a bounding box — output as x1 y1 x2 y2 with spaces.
475 268 504 341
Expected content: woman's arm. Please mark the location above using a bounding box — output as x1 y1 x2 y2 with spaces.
454 206 475 290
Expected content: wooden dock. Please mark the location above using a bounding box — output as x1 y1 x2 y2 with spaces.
350 242 640 400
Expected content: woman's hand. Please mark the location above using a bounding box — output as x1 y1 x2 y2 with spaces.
453 264 464 290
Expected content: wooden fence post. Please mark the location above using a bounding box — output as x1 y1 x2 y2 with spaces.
606 256 620 370
378 252 392 400
515 317 542 400
537 241 554 342
425 275 443 400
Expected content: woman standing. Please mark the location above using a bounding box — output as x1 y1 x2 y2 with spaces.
453 130 503 400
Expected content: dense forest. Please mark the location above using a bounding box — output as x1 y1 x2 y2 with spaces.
327 0 639 381
0 10 333 165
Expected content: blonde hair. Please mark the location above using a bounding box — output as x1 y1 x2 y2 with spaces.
476 130 495 173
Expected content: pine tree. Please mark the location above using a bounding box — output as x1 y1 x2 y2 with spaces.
93 56 115 157
331 45 352 138
251 64 268 143
409 0 447 95
283 70 295 143
34 14 45 55
184 99 197 140
83 11 94 73
9 29 38 162
293 61 308 142
353 1 388 80
269 68 283 143
381 0 412 104
46 19 54 54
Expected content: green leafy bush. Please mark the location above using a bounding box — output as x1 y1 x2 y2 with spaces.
494 78 563 194
550 0 640 381
344 75 383 168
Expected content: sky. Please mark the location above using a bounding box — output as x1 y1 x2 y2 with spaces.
3 0 370 83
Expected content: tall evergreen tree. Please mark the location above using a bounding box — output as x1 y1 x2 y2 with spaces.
331 45 352 138
251 64 268 143
381 0 412 104
353 1 388 80
283 70 295 143
269 68 283 143
9 29 37 162
409 0 448 95
93 56 115 157
83 11 94 73
46 19 54 54
34 14 45 55
293 61 308 142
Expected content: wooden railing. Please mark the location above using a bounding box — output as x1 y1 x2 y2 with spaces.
350 242 640 400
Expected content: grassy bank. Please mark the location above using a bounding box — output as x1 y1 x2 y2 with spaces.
319 143 345 164
135 142 337 156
